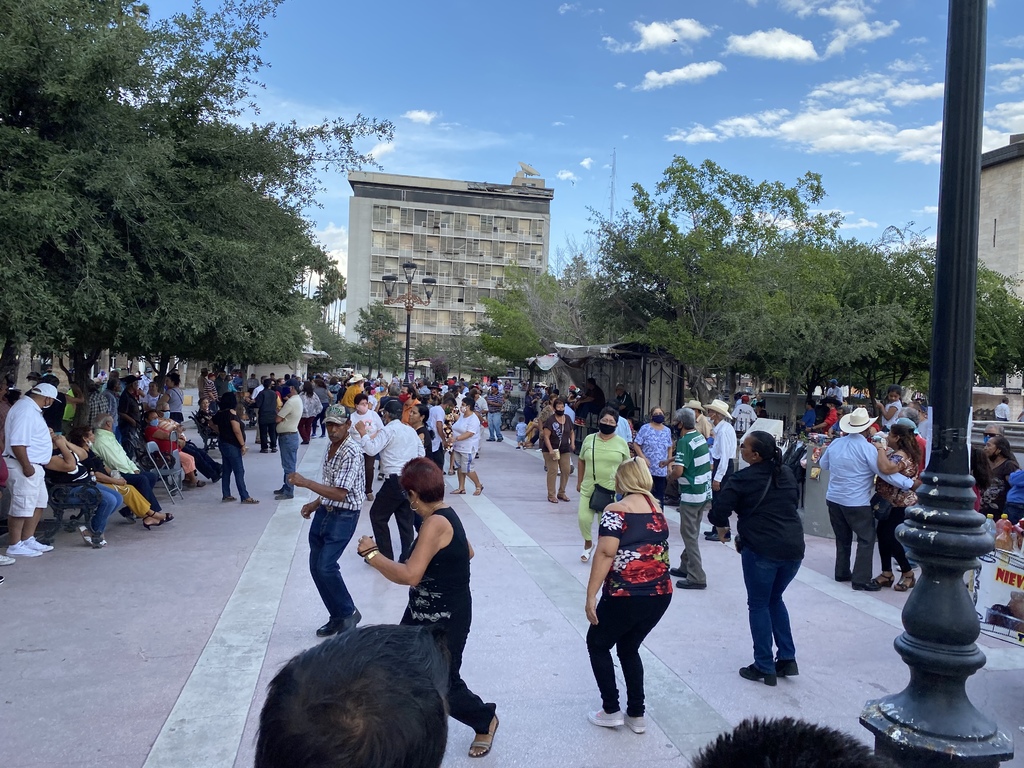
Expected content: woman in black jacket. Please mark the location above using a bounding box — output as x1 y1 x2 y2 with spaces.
709 430 805 687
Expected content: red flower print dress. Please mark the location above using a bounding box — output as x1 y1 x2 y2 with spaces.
599 498 673 598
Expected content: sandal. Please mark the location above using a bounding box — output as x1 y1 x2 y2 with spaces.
452 488 466 495
241 497 260 505
473 486 484 496
871 572 895 589
580 544 593 563
447 470 457 476
548 496 559 504
222 496 237 502
894 571 916 592
469 716 499 758
557 494 570 502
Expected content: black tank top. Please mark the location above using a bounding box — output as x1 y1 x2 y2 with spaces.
407 506 471 624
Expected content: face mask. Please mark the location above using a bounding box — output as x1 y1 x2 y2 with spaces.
652 414 665 424
599 423 616 435
149 419 160 427
399 393 410 403
555 408 565 415
984 434 993 444
356 404 368 414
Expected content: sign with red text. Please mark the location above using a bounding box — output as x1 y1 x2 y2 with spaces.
970 549 1024 646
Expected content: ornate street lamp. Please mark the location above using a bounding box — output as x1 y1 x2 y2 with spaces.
382 262 436 382
860 2 1013 766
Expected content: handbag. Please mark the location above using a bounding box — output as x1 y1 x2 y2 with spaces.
587 438 616 512
871 491 893 522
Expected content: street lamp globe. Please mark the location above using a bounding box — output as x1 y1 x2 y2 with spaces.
423 276 437 300
402 261 418 283
381 273 397 298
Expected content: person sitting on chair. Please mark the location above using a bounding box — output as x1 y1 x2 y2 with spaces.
143 409 205 487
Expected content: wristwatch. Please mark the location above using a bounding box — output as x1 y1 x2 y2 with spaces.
364 550 379 563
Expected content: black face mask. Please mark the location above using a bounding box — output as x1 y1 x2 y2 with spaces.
555 408 565 415
599 423 616 435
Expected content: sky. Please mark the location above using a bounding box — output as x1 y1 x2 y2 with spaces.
146 0 1024 286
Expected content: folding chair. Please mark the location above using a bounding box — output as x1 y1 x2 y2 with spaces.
144 440 183 504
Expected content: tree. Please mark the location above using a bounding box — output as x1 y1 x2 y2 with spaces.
354 302 400 375
0 0 392 389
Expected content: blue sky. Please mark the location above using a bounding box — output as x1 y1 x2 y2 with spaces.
148 0 1024 280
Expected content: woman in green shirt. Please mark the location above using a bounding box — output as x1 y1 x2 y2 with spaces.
577 407 631 562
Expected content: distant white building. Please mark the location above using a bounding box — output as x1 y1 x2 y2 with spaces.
345 170 554 352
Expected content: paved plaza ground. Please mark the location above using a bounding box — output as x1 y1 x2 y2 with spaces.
4 429 1024 767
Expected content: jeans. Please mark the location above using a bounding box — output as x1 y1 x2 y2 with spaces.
308 505 360 619
488 419 502 441
169 412 184 424
740 547 801 675
586 594 672 717
220 443 249 500
876 506 911 573
125 471 162 513
64 483 121 535
1005 502 1024 525
259 421 278 451
651 476 667 508
827 500 876 583
277 432 299 496
368 475 415 561
677 502 707 584
317 403 328 437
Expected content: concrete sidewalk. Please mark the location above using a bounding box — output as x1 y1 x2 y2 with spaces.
3 435 1023 767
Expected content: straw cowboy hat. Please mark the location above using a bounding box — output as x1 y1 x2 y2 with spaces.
839 407 876 434
684 399 705 412
348 373 365 384
706 399 733 419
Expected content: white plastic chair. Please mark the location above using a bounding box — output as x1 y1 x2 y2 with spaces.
145 440 183 504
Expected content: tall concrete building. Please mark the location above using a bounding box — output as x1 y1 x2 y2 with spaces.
978 134 1024 291
345 171 554 355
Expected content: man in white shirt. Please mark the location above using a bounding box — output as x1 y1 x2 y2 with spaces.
4 383 60 558
350 393 384 501
428 397 447 471
355 399 425 561
704 399 737 541
995 397 1010 422
732 395 757 437
819 407 916 590
825 379 844 403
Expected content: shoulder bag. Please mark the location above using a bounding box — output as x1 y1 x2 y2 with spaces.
871 491 893 522
588 438 617 512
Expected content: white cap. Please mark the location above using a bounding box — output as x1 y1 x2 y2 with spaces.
30 383 59 399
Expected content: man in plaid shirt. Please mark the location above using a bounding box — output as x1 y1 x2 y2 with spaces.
288 404 366 638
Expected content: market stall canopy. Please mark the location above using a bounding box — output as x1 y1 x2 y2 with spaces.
526 353 561 372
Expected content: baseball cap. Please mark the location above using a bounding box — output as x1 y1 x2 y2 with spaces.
323 404 349 425
30 383 58 399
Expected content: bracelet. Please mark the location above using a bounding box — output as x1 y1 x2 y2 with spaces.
358 546 378 558
364 549 379 562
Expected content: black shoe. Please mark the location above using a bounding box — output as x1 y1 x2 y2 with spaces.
705 529 730 541
676 578 707 590
669 567 687 578
118 507 135 523
275 493 294 500
316 609 362 638
260 449 269 454
271 448 277 453
835 575 852 582
852 581 882 592
775 659 799 677
739 664 777 686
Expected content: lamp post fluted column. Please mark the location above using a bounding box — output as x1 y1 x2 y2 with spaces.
860 2 1013 766
382 262 436 383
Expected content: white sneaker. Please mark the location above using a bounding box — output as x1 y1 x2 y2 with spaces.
22 537 53 553
588 709 624 728
7 542 42 558
625 715 646 734
0 554 15 566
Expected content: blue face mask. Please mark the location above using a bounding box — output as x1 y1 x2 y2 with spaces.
149 418 160 427
652 414 665 424
984 434 993 444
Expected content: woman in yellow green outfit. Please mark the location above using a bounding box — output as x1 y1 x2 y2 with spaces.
577 406 631 563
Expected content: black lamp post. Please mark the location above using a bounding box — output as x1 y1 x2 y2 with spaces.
382 262 436 383
860 2 1013 766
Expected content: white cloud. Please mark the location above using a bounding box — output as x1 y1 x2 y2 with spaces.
779 0 899 58
885 81 945 105
724 29 818 61
809 73 943 106
914 205 939 215
1006 35 1024 48
840 216 879 230
889 55 929 73
991 59 1024 73
316 223 349 277
556 170 579 183
558 3 578 13
907 36 928 45
994 75 1024 94
368 142 395 159
614 81 627 89
604 18 711 53
580 157 594 169
666 124 721 143
402 110 438 125
825 20 900 57
637 61 725 91
552 121 566 126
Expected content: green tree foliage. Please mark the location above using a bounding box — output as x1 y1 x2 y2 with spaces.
0 0 391 386
353 302 401 375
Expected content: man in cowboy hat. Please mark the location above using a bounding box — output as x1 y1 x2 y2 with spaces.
685 399 714 439
340 374 366 413
819 407 917 591
703 399 737 542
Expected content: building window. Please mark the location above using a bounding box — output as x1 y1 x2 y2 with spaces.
481 214 494 231
401 208 415 228
372 205 387 227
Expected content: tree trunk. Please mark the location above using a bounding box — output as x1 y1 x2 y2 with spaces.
786 378 802 435
0 340 19 383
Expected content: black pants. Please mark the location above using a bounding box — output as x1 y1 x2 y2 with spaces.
651 476 666 507
876 506 911 573
369 475 415 561
586 594 671 717
125 471 162 513
401 609 496 735
430 446 445 471
259 421 278 451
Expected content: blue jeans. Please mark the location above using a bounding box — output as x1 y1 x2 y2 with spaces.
64 483 121 535
488 418 502 441
220 443 249 500
740 547 802 675
278 432 299 496
308 505 360 619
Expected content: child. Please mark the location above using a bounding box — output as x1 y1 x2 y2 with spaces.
515 416 527 448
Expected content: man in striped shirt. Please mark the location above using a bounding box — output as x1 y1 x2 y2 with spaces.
667 407 711 590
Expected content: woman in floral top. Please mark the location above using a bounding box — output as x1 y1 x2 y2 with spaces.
585 457 672 734
630 406 674 508
871 421 921 592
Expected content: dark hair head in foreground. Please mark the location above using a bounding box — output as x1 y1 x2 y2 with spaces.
691 717 900 768
255 624 450 768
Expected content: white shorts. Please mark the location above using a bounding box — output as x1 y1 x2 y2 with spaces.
453 452 475 473
4 458 48 517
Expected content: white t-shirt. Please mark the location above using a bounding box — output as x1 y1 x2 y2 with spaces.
428 404 446 452
349 408 384 441
452 413 481 455
4 397 52 464
880 399 904 429
995 402 1010 421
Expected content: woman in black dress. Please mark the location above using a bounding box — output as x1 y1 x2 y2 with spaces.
357 457 498 758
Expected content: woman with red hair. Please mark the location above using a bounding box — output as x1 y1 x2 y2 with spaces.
357 458 499 758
